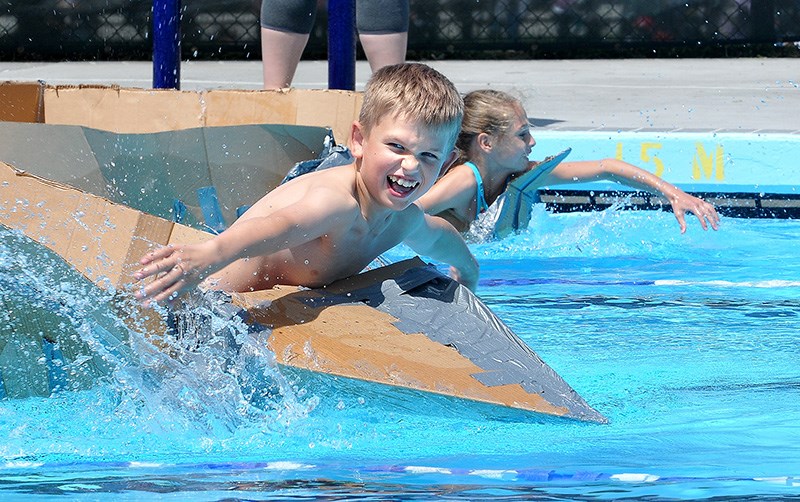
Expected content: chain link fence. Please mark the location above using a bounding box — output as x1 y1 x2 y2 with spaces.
1 0 798 60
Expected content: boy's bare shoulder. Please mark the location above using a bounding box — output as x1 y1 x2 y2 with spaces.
242 164 358 220
288 163 355 189
273 164 356 199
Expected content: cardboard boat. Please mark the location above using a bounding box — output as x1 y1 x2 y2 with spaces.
0 155 605 422
0 82 604 421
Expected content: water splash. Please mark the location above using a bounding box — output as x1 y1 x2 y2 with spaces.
0 227 318 456
466 202 686 259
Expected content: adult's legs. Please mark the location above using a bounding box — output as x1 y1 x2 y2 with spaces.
260 0 316 89
261 28 310 88
358 32 408 72
356 0 409 71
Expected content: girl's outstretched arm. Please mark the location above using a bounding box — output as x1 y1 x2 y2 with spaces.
537 158 720 233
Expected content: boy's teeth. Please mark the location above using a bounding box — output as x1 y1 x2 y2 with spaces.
389 175 418 188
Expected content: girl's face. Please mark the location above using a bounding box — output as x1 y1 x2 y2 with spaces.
489 104 536 175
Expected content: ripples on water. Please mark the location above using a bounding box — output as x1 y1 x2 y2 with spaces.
2 208 800 500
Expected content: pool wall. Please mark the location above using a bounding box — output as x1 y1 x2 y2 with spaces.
531 130 800 217
533 130 800 194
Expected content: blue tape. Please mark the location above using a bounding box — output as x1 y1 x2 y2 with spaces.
172 199 187 224
197 186 226 234
42 338 68 393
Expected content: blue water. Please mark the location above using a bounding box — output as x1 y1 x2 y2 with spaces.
1 207 799 500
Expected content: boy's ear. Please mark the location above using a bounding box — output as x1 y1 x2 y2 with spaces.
350 121 365 158
441 149 459 173
477 132 493 153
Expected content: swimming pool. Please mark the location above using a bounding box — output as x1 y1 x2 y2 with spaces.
1 206 799 500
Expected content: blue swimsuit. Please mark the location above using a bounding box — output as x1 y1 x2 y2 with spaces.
465 161 489 217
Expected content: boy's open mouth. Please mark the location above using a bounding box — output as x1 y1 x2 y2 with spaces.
387 175 419 196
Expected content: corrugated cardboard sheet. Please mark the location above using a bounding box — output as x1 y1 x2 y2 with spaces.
0 81 362 145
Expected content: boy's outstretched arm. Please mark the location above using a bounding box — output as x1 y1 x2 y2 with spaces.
133 198 338 305
404 212 479 291
535 158 720 233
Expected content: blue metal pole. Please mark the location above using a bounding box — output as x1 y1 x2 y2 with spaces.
327 0 356 90
152 0 181 89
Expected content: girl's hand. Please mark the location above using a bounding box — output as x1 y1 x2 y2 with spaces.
670 193 720 233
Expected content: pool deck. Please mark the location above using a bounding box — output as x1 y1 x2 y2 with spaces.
2 58 799 214
1 58 798 134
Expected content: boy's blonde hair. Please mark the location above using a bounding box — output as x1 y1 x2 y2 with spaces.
359 63 463 149
456 89 521 164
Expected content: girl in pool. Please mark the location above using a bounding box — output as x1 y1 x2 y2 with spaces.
416 89 720 234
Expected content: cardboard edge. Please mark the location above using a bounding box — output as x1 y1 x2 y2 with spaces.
4 82 364 143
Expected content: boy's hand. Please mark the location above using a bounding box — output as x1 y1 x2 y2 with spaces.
406 213 480 293
133 243 213 307
449 264 479 292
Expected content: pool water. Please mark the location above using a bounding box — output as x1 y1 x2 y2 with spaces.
1 206 799 500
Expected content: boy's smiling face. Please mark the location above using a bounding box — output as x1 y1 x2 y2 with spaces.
352 114 456 211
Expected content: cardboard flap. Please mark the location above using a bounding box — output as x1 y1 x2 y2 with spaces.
493 148 572 238
0 81 45 123
43 85 205 133
231 257 605 422
0 161 177 290
0 121 329 229
0 122 108 195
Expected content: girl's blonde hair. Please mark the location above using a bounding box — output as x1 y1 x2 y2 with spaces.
455 89 521 164
359 63 464 149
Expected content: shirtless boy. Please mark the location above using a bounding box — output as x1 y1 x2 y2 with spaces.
134 63 478 305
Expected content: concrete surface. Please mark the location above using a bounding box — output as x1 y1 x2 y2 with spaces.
1 58 798 133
